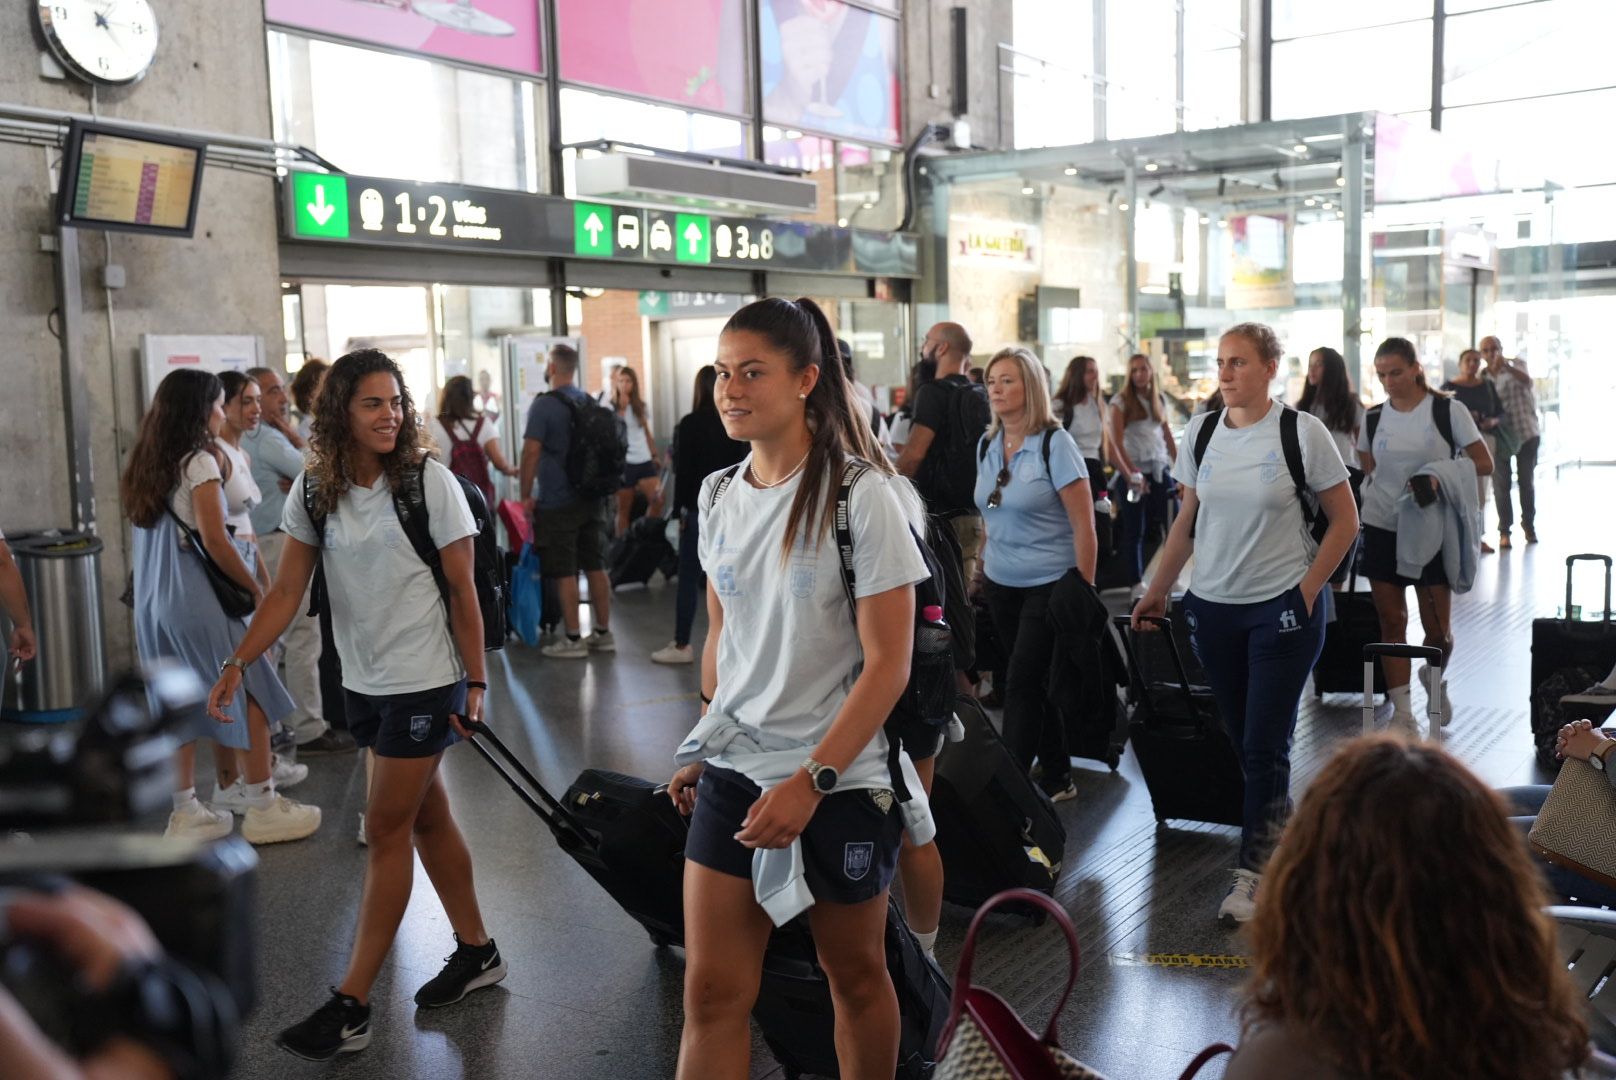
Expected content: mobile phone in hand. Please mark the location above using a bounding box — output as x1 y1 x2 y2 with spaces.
1409 474 1437 507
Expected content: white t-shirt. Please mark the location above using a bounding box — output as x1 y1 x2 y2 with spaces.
617 406 653 465
696 461 930 775
429 414 503 461
217 441 262 538
1121 393 1170 471
1307 399 1366 469
1178 405 1351 605
281 458 477 696
1061 396 1109 460
1356 394 1482 531
170 451 226 530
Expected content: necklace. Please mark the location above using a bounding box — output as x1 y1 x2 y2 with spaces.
749 449 811 489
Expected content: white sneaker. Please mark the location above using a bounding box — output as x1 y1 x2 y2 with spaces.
165 800 234 842
1218 868 1260 927
538 630 560 650
1417 664 1453 727
273 754 309 789
211 781 248 816
587 630 617 653
1373 697 1395 727
357 811 368 848
242 796 322 845
542 637 589 659
1389 710 1422 739
651 642 694 665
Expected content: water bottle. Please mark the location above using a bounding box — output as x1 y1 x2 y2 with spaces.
1095 494 1114 515
1126 473 1145 504
914 604 953 720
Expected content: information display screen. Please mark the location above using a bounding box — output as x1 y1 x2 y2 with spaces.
56 122 206 237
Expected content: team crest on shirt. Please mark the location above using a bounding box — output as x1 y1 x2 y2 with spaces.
843 841 874 882
409 714 432 742
382 524 405 549
1259 450 1281 484
789 564 816 598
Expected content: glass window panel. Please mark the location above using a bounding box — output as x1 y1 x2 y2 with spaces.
1440 89 1616 188
556 0 749 116
760 0 901 146
1272 0 1432 39
763 127 838 224
1106 0 1177 139
1446 0 1538 11
1272 21 1433 118
558 87 747 157
1184 46 1242 130
270 32 537 191
836 142 903 231
1442 0 1616 108
1010 0 1095 149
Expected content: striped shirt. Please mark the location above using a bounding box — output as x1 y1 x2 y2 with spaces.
1487 366 1540 442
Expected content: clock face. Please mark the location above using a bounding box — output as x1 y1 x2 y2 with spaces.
36 1 159 86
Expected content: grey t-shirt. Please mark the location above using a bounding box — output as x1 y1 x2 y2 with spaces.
522 385 589 509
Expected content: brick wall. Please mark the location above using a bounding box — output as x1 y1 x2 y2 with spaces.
577 290 646 395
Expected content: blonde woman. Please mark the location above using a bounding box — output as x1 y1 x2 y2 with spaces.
975 347 1098 801
1108 353 1178 589
607 366 664 534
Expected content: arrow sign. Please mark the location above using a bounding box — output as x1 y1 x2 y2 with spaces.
574 202 612 256
683 222 702 254
307 186 336 226
674 213 710 263
584 212 604 245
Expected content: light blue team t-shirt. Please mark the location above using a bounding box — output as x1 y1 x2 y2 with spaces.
974 426 1089 588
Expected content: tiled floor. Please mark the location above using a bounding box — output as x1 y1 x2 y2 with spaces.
232 465 1613 1079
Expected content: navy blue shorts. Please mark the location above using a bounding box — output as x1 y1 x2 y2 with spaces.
621 460 658 488
1360 524 1447 588
345 679 466 759
685 766 903 906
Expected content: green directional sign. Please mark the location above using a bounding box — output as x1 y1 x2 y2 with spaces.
574 202 612 256
674 213 711 263
292 173 350 239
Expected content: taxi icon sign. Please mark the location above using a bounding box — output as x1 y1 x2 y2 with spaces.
616 215 640 251
649 219 673 252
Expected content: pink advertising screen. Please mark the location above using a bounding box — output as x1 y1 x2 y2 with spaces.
558 0 749 116
265 0 543 77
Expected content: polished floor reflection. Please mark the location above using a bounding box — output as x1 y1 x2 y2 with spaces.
233 466 1611 1079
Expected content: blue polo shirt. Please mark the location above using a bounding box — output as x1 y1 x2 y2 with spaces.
974 426 1089 588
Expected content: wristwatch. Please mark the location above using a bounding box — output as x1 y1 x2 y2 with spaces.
219 656 248 676
803 758 839 794
1592 740 1615 772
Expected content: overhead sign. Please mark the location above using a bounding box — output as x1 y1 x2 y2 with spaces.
280 172 918 277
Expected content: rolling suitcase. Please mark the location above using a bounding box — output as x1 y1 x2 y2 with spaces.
931 694 1065 908
1531 555 1616 767
608 514 676 589
1115 615 1244 828
753 897 951 1080
466 720 688 947
1362 643 1444 739
1126 592 1205 694
1314 569 1386 697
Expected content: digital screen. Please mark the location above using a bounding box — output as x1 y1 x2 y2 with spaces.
58 123 205 237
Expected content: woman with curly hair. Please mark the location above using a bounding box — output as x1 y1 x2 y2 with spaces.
121 369 315 846
205 349 504 1061
1227 735 1605 1080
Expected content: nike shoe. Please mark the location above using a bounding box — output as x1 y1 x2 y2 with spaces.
277 989 371 1061
414 936 507 1008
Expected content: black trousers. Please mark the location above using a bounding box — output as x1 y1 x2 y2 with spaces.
984 578 1069 793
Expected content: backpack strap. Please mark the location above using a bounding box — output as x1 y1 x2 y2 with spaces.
392 462 452 611
1432 393 1458 457
707 464 742 510
832 461 870 625
1365 403 1383 447
302 472 327 619
1041 428 1054 479
1279 406 1317 529
1192 408 1222 469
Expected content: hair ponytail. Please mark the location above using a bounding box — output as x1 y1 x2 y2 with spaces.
721 297 897 562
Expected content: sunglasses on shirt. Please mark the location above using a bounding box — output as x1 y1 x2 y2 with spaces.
986 465 1011 509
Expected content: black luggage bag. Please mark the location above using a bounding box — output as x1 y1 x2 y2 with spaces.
753 898 951 1080
467 720 688 947
1115 615 1245 828
1313 569 1387 697
608 514 677 590
1531 555 1616 768
1124 592 1205 692
931 694 1065 909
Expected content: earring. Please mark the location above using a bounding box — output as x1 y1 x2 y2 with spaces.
798 393 807 400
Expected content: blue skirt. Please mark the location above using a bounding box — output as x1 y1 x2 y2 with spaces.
131 515 294 749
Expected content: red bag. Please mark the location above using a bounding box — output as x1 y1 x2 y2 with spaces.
446 415 495 510
497 498 532 553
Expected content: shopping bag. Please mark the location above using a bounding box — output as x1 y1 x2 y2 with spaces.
510 542 544 647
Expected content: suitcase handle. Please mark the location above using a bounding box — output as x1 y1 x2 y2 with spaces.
1565 554 1613 624
1362 643 1443 664
464 719 593 847
1113 615 1202 722
1361 644 1443 740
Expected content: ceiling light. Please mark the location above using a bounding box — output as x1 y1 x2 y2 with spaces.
861 201 874 210
836 217 848 227
1304 197 1316 206
1293 143 1308 154
1323 200 1334 210
1199 215 1211 225
1336 175 1346 187
1218 219 1230 229
1118 201 1131 212
1021 185 1035 195
1063 166 1078 176
1336 210 1345 219
1144 161 1159 172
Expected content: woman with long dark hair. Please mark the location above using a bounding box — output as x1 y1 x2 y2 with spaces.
1108 353 1178 591
666 298 933 1078
122 369 314 846
609 365 665 533
1296 347 1364 466
206 349 503 1061
651 364 748 665
1226 736 1599 1080
430 373 517 510
1052 354 1111 483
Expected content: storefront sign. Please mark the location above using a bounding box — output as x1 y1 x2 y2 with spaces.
281 172 918 277
1227 213 1294 309
950 218 1041 270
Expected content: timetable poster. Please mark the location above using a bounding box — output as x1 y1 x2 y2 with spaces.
71 131 200 231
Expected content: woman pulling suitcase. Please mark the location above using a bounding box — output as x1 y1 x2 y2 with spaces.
667 297 934 1080
206 349 504 1061
1133 323 1359 927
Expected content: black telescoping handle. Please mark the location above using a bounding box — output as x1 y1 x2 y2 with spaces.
1114 614 1201 719
464 719 588 841
1362 643 1444 665
1566 554 1614 624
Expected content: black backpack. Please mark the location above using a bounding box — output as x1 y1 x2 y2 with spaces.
549 390 628 501
920 379 992 511
304 461 507 652
1363 393 1458 458
1191 404 1356 551
708 461 953 802
977 427 1055 477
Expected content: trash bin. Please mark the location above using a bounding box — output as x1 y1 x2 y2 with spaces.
1 531 106 723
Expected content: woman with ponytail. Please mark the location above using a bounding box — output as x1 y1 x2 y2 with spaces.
667 297 935 1079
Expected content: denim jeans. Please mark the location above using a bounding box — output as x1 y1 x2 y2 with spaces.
984 578 1069 794
1492 434 1540 535
1183 585 1327 871
673 512 704 648
1501 784 1616 908
1118 466 1174 585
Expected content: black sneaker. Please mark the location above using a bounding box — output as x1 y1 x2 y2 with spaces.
414 936 507 1008
297 728 358 756
276 989 370 1061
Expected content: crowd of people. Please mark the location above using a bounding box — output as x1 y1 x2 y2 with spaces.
10 296 1609 1079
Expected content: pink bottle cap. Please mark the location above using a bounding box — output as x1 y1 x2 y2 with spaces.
922 605 945 622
